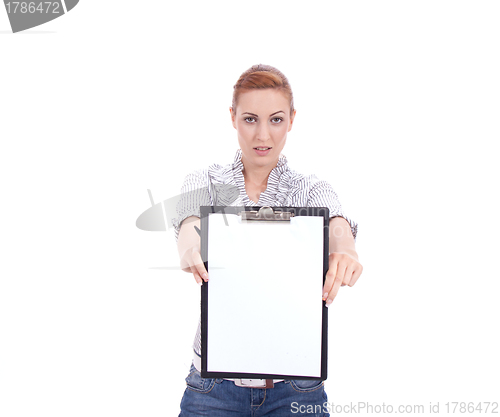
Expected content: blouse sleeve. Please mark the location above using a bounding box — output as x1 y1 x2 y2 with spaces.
306 176 358 241
171 169 213 242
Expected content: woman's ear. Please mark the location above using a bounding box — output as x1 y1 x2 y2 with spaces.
229 107 237 129
288 109 297 132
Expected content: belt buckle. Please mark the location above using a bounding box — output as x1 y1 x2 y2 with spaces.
234 379 274 389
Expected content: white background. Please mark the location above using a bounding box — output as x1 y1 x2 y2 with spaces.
1 1 499 415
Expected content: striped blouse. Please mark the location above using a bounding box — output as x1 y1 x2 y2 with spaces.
172 148 358 356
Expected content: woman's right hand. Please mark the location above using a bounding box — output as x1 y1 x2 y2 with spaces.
177 216 209 284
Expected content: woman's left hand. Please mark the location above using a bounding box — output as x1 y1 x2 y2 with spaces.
322 252 363 307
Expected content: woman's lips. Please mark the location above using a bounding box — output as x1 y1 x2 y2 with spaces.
254 147 272 156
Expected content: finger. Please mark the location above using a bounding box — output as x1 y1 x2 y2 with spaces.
325 263 346 307
349 265 363 287
343 265 355 287
189 265 203 285
191 250 208 282
322 262 338 300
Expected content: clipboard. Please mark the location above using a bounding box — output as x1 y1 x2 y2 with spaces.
200 206 329 380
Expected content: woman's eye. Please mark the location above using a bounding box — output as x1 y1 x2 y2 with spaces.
271 117 283 124
244 117 256 123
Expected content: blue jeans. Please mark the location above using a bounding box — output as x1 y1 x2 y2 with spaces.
179 363 330 416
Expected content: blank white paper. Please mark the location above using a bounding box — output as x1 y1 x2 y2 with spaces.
206 212 325 377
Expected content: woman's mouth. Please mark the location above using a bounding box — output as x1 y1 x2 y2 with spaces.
254 147 272 156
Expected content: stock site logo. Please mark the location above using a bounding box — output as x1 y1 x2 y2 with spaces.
3 0 79 33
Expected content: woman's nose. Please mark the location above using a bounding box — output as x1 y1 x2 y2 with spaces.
256 123 271 141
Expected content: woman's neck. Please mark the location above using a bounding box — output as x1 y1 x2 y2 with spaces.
240 155 278 188
242 167 270 189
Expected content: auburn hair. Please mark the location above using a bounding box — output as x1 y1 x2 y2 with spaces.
231 64 294 115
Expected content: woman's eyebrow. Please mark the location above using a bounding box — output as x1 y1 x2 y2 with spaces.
241 111 285 117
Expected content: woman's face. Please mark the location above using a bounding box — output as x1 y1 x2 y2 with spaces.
230 89 295 174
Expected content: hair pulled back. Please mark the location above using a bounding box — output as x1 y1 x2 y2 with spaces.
231 64 294 115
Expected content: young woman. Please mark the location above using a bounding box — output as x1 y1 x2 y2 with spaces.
174 64 363 416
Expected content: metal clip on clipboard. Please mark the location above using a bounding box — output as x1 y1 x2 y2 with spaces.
238 206 294 222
